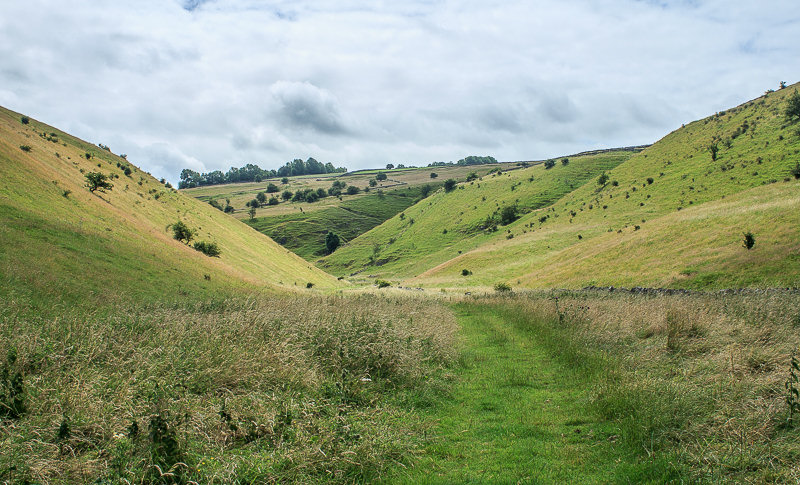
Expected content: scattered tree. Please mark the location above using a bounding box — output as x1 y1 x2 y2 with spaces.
444 179 457 192
544 160 555 169
742 232 755 250
430 172 438 179
386 163 394 169
20 116 29 125
598 173 609 186
369 179 377 187
325 231 341 254
256 192 267 206
268 196 279 205
282 190 293 201
266 183 279 193
376 172 388 181
248 206 256 220
193 241 221 257
346 185 360 195
85 172 113 193
281 177 289 184
171 221 193 244
500 205 519 225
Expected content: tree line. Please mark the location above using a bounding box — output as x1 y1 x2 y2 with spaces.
428 155 497 167
178 158 346 189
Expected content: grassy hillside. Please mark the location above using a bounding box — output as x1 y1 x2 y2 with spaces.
413 84 800 289
319 151 634 281
0 106 338 309
244 186 430 260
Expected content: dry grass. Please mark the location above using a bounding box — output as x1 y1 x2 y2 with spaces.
472 290 800 483
0 294 457 484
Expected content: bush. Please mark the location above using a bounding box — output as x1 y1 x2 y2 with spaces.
266 183 279 193
281 177 289 184
376 280 391 288
500 205 518 225
444 179 457 192
369 179 377 187
171 221 193 244
646 177 654 185
0 348 25 419
19 145 31 152
325 231 341 254
598 173 609 185
376 172 387 181
256 192 267 205
20 116 29 125
742 232 755 250
544 160 555 169
790 163 800 179
282 190 293 201
268 196 279 206
430 172 438 179
786 90 800 121
193 241 221 257
85 172 113 193
466 172 478 182
494 282 512 293
346 185 360 195
561 158 569 166
462 269 472 276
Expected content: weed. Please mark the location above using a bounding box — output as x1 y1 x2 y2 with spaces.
0 348 25 419
786 350 800 427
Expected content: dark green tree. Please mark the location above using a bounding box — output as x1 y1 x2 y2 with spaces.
444 179 457 192
430 172 438 179
266 183 279 193
376 172 387 181
598 173 609 185
84 172 113 193
500 205 519 225
346 185 360 195
256 192 267 206
282 190 293 201
325 231 341 254
171 221 193 244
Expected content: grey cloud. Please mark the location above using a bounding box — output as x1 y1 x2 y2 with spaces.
270 81 350 135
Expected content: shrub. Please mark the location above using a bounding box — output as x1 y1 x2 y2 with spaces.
430 172 438 179
282 190 293 201
598 173 609 185
325 231 341 254
500 205 518 225
612 180 619 186
20 116 29 124
790 163 800 179
306 282 314 289
85 152 92 160
268 196 279 206
466 172 478 182
444 179 457 192
171 221 193 244
376 172 387 181
281 177 289 184
209 199 223 211
462 269 472 276
248 206 256 220
544 160 555 169
494 282 512 293
193 241 221 257
369 179 377 187
266 183 279 193
786 90 800 121
742 232 755 250
85 172 113 193
19 145 31 152
224 204 234 213
256 192 267 206
708 142 719 161
123 166 132 177
346 185 360 195
561 158 569 166
376 280 391 288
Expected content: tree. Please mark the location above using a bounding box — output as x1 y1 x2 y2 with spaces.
369 179 377 187
346 185 360 195
171 221 193 244
282 190 293 201
376 172 387 181
561 158 569 166
248 206 256 220
708 142 719 161
386 163 394 169
500 205 518 225
85 172 113 193
544 160 555 169
268 196 279 205
266 183 279 193
256 192 267 206
444 179 457 192
786 90 800 121
742 232 755 250
597 173 609 186
466 172 478 182
281 177 289 184
430 172 438 179
325 231 341 254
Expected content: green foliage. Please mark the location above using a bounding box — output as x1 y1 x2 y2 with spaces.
19 145 31 152
208 199 223 211
598 173 609 185
790 163 800 180
466 172 478 182
193 241 221 257
369 179 377 187
742 232 755 250
494 282 512 293
0 348 25 419
346 185 360 195
499 205 518 225
148 412 185 483
171 221 193 244
430 172 438 179
248 206 256 220
708 142 719 161
325 231 341 254
281 177 289 184
376 279 391 288
785 90 800 121
461 269 472 276
646 177 654 185
85 171 114 193
561 158 569 166
282 190 293 201
376 172 387 181
266 183 279 193
268 196 279 206
256 192 267 205
306 282 314 288
20 116 29 124
544 160 555 169
444 179 457 192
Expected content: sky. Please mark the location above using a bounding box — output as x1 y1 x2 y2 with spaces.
1 0 798 183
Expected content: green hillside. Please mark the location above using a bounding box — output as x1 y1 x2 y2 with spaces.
244 186 430 260
0 106 339 309
413 85 800 288
319 151 634 281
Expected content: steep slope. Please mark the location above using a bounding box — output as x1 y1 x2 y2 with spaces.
319 151 634 281
0 107 339 307
415 84 800 288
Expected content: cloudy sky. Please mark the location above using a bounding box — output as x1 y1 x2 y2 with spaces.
1 1 798 182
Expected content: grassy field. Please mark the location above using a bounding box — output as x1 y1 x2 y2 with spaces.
244 186 430 260
320 151 633 282
0 105 338 309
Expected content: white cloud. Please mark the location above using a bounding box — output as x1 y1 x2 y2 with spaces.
0 0 798 182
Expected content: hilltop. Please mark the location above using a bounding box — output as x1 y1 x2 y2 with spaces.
0 106 338 309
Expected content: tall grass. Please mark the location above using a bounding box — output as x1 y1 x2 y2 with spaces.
472 291 800 483
0 295 457 483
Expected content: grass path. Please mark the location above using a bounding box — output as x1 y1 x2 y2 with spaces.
389 303 673 484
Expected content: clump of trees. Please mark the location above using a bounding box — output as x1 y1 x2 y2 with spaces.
193 241 221 257
85 172 113 193
178 158 346 188
428 155 497 167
